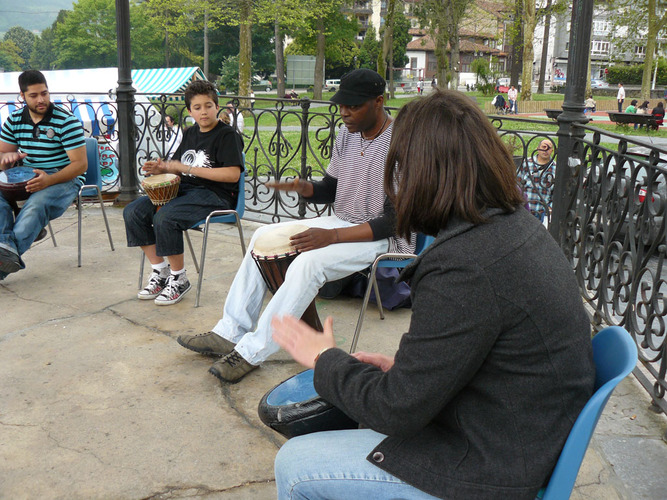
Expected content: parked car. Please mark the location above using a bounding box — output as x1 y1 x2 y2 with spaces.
325 79 340 92
252 79 272 92
591 79 609 89
494 78 520 93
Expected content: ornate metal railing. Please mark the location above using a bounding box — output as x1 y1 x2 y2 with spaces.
1 91 664 416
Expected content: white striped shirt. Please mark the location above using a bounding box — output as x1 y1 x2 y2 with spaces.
328 123 415 254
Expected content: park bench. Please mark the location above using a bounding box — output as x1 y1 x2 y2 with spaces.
607 111 658 129
544 108 562 120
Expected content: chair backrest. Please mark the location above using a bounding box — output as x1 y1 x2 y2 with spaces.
540 326 638 500
415 233 435 255
81 137 102 195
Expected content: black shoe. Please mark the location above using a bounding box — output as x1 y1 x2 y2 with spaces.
0 247 21 274
34 228 48 242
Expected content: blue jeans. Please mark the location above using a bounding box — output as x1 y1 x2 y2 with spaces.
123 183 232 257
0 174 81 262
275 429 440 500
212 217 389 364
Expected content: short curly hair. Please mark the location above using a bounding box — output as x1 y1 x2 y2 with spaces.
184 80 218 110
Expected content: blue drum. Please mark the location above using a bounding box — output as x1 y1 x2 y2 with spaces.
258 369 358 439
0 167 37 202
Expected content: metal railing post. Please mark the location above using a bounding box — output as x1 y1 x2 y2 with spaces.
298 98 311 218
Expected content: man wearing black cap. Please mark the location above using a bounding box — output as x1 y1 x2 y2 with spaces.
176 69 415 383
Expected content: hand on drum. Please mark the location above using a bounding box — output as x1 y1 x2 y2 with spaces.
351 351 395 372
25 169 51 193
272 315 336 369
142 158 178 176
290 227 337 252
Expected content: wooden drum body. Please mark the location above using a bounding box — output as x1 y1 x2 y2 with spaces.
257 369 358 438
251 224 323 331
0 167 37 203
141 173 180 207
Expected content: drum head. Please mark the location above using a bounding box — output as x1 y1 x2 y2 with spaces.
0 167 36 185
258 369 358 439
141 173 178 187
253 224 309 258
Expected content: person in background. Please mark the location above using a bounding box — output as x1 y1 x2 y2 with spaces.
164 115 183 160
225 101 244 134
249 90 256 110
625 99 638 114
508 85 518 114
272 89 594 500
520 139 556 222
584 95 596 114
617 83 625 112
637 100 651 114
652 101 665 129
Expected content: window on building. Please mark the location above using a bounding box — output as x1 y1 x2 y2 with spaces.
635 45 646 57
410 57 418 69
565 42 569 52
593 20 610 35
591 40 610 55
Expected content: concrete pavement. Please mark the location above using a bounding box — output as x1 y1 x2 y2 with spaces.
1 205 666 499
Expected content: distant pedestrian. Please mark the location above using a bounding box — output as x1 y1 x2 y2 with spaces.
617 83 625 112
416 80 423 94
508 85 518 114
584 95 596 114
250 90 255 110
431 77 436 88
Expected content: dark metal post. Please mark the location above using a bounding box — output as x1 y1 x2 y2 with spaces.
114 0 139 205
298 98 311 218
550 0 594 242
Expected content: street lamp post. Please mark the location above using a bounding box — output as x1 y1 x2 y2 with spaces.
114 0 139 205
550 0 594 242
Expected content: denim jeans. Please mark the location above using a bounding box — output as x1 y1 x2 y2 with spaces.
123 183 232 257
275 429 440 500
211 217 389 364
0 173 81 261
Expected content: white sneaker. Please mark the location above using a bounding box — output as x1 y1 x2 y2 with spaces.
155 273 191 306
138 268 169 300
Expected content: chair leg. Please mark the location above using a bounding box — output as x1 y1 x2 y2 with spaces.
372 272 385 320
235 217 246 256
350 265 378 353
138 252 145 290
47 221 57 247
184 231 200 274
194 220 212 308
77 197 83 267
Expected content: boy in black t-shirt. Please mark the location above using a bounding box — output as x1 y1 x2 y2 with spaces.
124 81 244 305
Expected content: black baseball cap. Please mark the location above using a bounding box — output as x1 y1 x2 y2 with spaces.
331 69 386 106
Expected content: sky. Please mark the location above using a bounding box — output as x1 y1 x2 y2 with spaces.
0 0 74 36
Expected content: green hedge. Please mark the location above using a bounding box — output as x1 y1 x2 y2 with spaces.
607 59 667 85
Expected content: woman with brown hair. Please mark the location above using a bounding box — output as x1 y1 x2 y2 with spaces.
271 89 595 500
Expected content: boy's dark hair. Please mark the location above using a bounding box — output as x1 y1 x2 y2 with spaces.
184 80 218 110
18 70 48 93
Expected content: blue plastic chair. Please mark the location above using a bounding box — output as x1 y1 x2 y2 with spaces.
537 325 638 500
138 168 246 307
46 137 114 266
349 233 435 353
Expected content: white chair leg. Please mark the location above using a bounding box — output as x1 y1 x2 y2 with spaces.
47 221 57 247
138 252 145 290
184 231 200 274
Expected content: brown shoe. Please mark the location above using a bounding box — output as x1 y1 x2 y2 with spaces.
209 350 258 383
177 331 236 357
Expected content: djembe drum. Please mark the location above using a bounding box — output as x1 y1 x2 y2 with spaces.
251 224 323 331
141 173 180 208
257 368 358 438
0 167 37 203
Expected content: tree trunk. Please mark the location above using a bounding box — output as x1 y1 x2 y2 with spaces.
165 29 169 67
520 0 536 101
641 0 663 100
451 35 460 90
203 8 209 78
389 41 395 99
313 16 325 100
537 0 552 94
239 0 253 105
510 0 522 88
275 20 286 97
379 0 395 92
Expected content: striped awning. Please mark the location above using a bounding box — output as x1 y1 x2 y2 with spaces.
131 67 206 95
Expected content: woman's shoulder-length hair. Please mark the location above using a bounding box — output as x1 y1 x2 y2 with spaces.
385 89 525 239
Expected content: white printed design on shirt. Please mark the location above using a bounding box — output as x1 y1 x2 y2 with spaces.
180 149 211 176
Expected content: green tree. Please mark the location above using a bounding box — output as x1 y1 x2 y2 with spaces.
359 25 381 70
4 26 35 70
0 40 24 72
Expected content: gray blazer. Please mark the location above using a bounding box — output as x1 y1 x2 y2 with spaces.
315 207 595 499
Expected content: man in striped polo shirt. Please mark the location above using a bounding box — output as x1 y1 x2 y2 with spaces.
0 70 87 279
177 69 416 383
